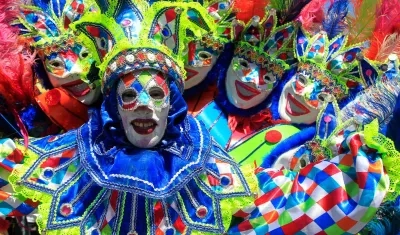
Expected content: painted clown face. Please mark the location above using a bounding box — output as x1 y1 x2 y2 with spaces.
279 64 344 124
184 37 223 89
117 69 170 148
225 56 281 109
42 43 100 105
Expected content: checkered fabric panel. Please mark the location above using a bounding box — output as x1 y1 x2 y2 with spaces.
0 139 38 217
0 191 38 217
228 133 388 234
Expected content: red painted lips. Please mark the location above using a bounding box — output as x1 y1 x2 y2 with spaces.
286 93 310 116
61 80 91 97
131 119 157 135
235 80 261 100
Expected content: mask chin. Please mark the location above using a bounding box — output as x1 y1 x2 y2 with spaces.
47 71 100 105
225 62 270 110
278 77 320 124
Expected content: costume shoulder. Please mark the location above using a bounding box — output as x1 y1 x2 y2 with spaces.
0 130 80 204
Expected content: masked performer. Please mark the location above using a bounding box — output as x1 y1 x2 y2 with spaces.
0 0 106 140
0 3 399 234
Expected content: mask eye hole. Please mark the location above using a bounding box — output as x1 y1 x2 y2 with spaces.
198 51 212 60
317 93 330 103
80 50 90 59
238 59 249 69
299 158 307 168
298 74 308 86
263 73 276 83
100 37 107 49
48 58 64 69
122 90 137 102
149 87 165 100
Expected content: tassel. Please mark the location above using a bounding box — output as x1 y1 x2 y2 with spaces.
362 200 400 235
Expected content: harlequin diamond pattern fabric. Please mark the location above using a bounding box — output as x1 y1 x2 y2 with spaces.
0 139 38 217
228 133 388 234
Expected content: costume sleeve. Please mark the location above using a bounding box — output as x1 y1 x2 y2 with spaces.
228 123 398 234
0 138 38 217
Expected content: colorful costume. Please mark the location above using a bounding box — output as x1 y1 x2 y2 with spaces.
0 2 400 234
3 0 104 136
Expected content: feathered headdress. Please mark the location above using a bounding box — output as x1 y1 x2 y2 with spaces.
364 0 400 62
294 27 368 101
13 0 99 50
230 8 296 83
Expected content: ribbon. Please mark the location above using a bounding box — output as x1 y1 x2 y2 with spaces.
228 109 288 134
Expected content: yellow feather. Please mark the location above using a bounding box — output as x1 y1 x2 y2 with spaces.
347 0 381 45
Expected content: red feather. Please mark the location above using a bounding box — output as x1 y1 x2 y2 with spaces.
233 0 270 23
298 0 330 33
365 0 400 61
0 0 35 145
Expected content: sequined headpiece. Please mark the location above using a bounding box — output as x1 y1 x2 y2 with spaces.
230 8 296 82
184 0 237 56
138 1 230 72
81 2 190 95
294 27 368 100
13 0 99 54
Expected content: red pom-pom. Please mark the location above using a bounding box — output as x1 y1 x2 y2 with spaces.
45 89 61 106
265 130 282 144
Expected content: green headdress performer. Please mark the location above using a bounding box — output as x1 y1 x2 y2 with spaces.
14 0 102 105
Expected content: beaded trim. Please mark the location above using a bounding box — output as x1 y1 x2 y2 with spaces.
102 48 184 94
298 62 348 100
234 42 287 77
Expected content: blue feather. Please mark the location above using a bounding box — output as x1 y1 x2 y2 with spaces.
322 0 349 39
52 0 67 18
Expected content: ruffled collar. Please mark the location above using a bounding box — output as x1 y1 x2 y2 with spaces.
78 108 213 198
228 108 288 134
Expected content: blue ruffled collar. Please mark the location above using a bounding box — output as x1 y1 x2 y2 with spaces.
78 109 213 198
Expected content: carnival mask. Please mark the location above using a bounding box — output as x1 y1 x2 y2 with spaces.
117 69 170 148
226 54 282 109
41 43 100 105
278 29 365 124
184 35 223 89
279 64 335 124
224 10 295 109
16 0 102 105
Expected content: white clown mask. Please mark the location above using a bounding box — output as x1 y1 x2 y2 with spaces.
41 43 101 105
278 64 341 124
225 56 282 109
184 37 223 90
117 69 170 148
